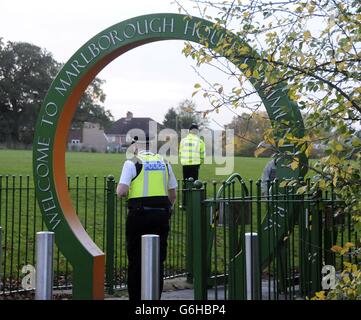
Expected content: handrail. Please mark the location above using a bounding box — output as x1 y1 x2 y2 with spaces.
216 173 249 199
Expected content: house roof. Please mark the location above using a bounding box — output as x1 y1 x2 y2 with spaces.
105 117 163 136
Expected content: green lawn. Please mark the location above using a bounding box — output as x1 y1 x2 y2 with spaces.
0 149 270 182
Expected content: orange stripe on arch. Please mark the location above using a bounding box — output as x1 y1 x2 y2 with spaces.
52 38 161 299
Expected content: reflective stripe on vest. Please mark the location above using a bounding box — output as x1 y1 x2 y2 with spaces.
128 152 169 199
180 134 202 165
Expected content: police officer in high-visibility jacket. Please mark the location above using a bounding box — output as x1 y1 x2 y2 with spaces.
179 123 205 181
117 136 177 300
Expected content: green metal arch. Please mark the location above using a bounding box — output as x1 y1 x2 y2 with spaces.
32 13 306 299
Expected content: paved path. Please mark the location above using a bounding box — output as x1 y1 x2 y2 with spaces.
106 277 298 300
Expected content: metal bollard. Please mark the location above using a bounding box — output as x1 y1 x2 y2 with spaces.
35 231 54 300
245 232 260 300
141 234 160 300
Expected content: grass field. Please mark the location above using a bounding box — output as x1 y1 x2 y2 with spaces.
0 149 270 182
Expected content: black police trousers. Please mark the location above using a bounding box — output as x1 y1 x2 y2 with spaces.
182 164 200 181
126 207 171 300
182 165 200 207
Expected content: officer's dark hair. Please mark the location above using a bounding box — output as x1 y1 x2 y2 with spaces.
189 123 199 131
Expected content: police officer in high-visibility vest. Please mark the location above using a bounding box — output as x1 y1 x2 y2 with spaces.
117 136 177 300
179 123 205 181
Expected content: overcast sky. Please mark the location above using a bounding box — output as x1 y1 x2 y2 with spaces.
1 0 251 129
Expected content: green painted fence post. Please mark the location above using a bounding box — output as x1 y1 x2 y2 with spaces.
106 175 115 295
228 181 246 300
185 178 194 283
310 193 322 295
192 180 207 300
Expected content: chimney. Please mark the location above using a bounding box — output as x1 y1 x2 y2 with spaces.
126 111 133 120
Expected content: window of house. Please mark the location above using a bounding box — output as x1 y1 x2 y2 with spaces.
71 139 80 144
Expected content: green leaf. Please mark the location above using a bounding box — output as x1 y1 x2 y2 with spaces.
352 138 361 147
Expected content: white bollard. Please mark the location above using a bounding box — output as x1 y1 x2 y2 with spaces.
245 232 260 300
35 231 54 300
141 234 160 300
0 226 2 289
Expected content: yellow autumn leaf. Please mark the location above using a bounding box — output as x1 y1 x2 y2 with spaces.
331 245 342 252
328 18 335 29
333 174 338 187
347 289 355 297
239 46 250 55
340 248 348 255
290 161 298 171
315 291 326 300
335 143 343 152
279 180 288 188
254 146 266 158
245 69 252 78
303 30 311 40
290 92 301 101
326 154 339 165
319 179 327 189
338 61 346 71
344 242 354 248
297 185 307 194
239 63 248 69
305 143 313 158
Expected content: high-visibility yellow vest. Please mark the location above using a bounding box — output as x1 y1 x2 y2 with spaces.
128 151 169 199
179 133 205 165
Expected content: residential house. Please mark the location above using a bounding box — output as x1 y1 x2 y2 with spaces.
68 122 108 152
105 111 162 152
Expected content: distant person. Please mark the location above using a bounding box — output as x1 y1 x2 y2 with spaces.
179 123 205 181
117 136 177 300
261 158 277 196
